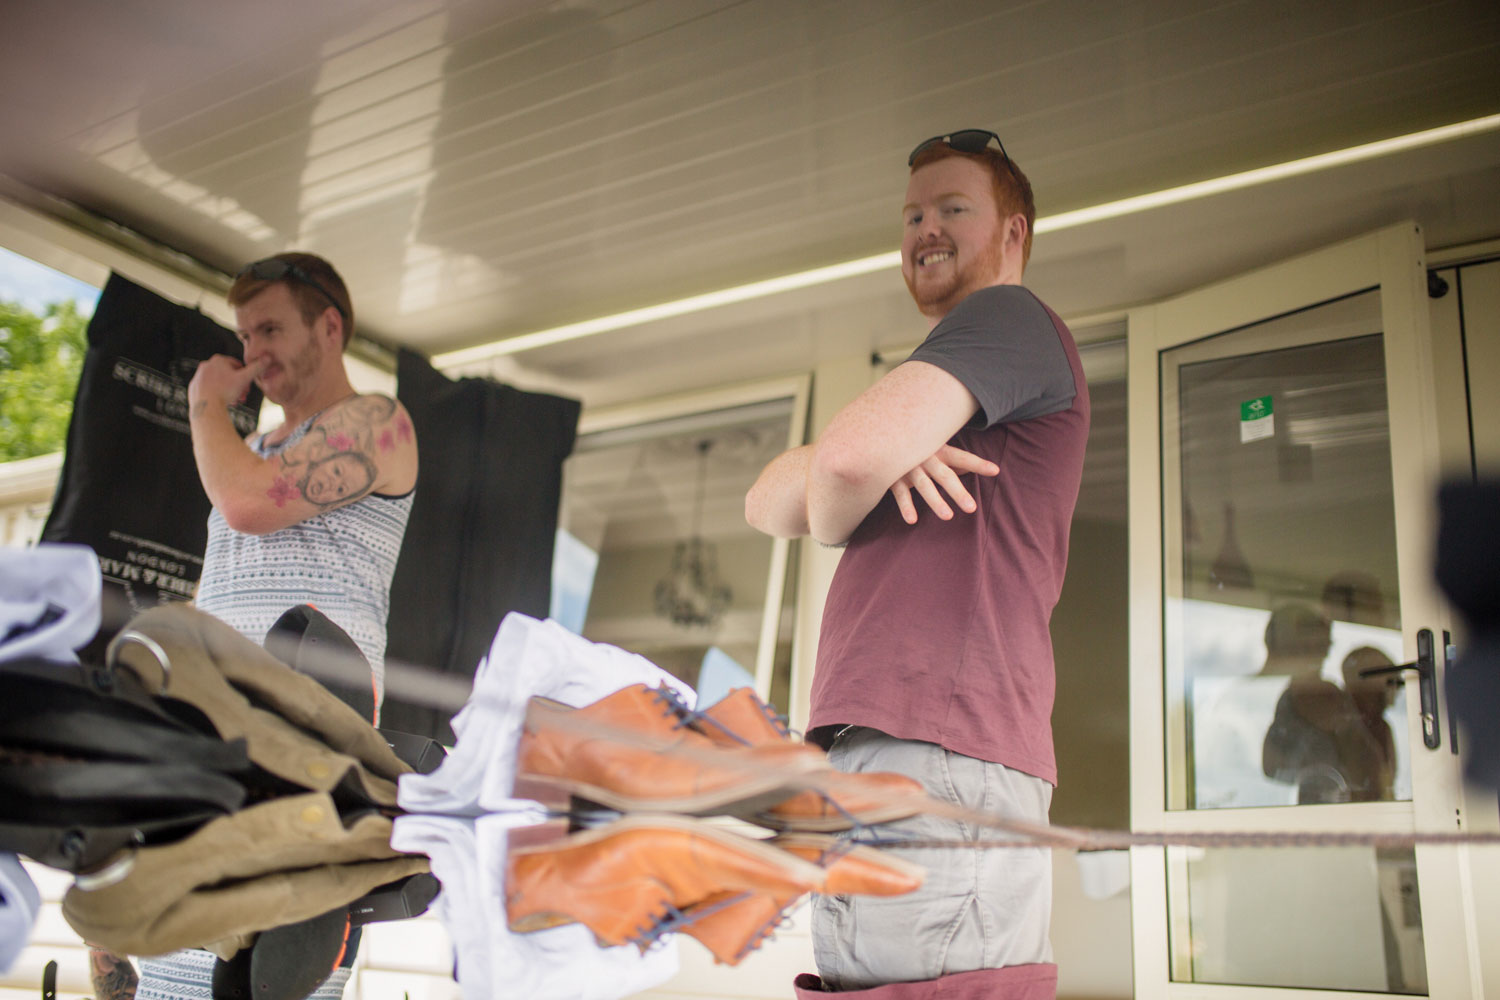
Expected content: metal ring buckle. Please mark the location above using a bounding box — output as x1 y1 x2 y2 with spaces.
110 630 172 691
72 844 139 891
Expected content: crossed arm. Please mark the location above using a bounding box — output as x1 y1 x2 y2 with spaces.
745 360 997 545
188 360 418 535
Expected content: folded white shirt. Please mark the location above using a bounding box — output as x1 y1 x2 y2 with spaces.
393 613 695 1000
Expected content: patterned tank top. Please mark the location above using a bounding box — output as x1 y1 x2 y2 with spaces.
195 408 413 703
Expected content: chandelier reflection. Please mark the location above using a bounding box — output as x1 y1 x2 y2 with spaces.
655 439 732 627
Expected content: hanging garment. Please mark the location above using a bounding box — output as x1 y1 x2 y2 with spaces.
39 273 260 657
383 349 580 741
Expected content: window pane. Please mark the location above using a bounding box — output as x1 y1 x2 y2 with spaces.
1162 291 1411 811
1169 845 1426 994
555 398 795 707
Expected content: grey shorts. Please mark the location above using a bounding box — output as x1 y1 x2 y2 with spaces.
811 726 1053 990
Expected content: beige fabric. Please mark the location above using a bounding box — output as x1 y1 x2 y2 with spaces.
108 603 410 805
58 605 429 957
63 791 428 956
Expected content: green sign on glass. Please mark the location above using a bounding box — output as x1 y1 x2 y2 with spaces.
1240 394 1274 442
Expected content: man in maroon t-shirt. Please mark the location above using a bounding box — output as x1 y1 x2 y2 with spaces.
747 130 1089 998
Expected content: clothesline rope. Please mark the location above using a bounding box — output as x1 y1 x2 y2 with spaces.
274 640 1500 852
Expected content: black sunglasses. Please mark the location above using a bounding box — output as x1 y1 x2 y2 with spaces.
907 129 1015 175
238 258 347 321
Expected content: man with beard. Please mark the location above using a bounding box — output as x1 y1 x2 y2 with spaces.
188 252 418 706
88 253 418 1000
747 131 1089 998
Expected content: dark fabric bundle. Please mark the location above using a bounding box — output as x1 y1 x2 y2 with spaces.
384 348 580 741
40 273 260 657
1436 480 1500 793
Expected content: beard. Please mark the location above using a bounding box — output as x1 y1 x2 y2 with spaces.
259 331 325 405
904 231 1008 318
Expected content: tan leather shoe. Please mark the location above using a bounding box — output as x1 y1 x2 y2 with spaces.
681 686 791 746
504 815 826 955
514 684 825 814
675 833 925 965
687 688 928 831
753 769 930 832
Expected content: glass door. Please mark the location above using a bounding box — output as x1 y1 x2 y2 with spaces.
1127 224 1482 998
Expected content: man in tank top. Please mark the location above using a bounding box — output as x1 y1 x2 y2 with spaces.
190 252 418 709
91 253 418 1000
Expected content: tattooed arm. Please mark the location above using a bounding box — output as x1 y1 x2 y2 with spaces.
88 948 138 1000
188 378 418 534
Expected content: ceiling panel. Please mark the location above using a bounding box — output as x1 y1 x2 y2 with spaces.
1 0 1497 355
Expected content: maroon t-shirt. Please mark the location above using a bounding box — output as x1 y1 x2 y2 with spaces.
807 285 1089 783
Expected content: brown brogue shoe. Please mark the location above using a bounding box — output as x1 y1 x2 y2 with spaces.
684 688 928 831
504 815 825 955
776 833 925 896
751 769 928 832
675 833 924 964
514 684 825 814
687 687 792 746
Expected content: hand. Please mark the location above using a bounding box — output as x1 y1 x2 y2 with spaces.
188 354 263 411
889 444 999 524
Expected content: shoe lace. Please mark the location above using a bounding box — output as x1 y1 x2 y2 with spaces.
752 698 793 740
649 684 755 745
812 837 857 867
732 896 804 963
652 684 797 747
757 787 878 837
648 684 699 731
629 892 753 950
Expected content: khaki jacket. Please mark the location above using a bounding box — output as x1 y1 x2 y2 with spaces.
61 604 428 957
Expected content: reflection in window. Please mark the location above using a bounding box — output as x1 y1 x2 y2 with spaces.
549 527 599 634
555 399 797 708
1182 598 1409 808
1163 291 1410 810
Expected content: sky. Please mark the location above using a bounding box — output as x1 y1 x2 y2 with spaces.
0 246 102 315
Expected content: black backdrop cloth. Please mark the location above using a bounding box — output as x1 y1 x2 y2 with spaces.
383 348 580 741
40 273 260 658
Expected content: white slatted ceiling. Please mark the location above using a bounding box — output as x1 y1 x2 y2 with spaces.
1 0 1495 353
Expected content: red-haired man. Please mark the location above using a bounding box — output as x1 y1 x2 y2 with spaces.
748 130 1089 998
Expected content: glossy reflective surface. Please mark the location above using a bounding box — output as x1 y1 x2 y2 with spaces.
1163 291 1410 811
1158 288 1438 993
556 398 796 702
1169 845 1427 993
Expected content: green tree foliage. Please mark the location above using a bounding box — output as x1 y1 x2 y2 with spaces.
0 299 88 461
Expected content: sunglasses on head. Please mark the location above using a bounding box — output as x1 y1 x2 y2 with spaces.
238 258 347 321
907 129 1015 174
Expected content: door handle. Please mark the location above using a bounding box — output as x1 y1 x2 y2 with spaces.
1359 627 1441 750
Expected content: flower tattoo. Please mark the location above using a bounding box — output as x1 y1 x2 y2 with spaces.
267 475 302 507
